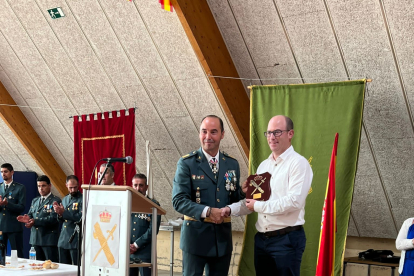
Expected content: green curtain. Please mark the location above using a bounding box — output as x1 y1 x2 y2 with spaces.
238 80 365 276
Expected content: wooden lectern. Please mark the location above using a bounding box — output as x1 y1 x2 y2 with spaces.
81 185 166 276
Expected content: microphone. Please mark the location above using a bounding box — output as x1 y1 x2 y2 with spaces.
102 156 133 164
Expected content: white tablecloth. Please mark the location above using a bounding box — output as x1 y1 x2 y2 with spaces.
1 257 78 276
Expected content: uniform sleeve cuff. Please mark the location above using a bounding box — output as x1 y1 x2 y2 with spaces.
201 206 210 218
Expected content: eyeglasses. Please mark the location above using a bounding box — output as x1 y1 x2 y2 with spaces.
264 130 290 138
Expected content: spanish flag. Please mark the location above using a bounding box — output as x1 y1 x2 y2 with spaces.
315 133 338 276
159 0 173 12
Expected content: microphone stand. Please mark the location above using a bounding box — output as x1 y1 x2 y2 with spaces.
78 159 107 276
68 218 82 276
97 162 110 185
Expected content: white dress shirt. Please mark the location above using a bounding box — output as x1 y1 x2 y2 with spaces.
229 146 313 232
396 217 414 274
40 192 52 202
3 179 12 190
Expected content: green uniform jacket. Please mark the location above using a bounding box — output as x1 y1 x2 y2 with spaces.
130 198 161 262
0 181 26 233
28 194 61 246
172 148 244 257
57 192 82 249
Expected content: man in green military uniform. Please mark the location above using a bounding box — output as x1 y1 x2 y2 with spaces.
17 175 61 262
129 173 161 276
0 163 26 257
172 115 245 276
53 175 82 265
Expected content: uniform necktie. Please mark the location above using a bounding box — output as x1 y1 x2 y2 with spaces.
210 157 218 175
41 197 45 204
4 185 9 193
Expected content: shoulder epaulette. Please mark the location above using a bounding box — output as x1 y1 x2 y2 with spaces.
222 151 236 160
182 150 197 159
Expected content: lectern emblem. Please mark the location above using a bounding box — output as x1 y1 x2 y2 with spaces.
91 205 120 268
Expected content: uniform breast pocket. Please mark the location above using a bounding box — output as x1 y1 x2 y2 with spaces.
192 183 209 204
7 196 16 203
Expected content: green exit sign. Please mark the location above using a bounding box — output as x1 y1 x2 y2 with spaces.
47 7 65 19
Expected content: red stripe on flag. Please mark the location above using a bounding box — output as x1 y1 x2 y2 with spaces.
159 0 173 12
315 133 338 276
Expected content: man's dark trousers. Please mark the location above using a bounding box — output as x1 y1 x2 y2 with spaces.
254 227 306 276
3 232 23 257
183 251 232 276
33 245 59 262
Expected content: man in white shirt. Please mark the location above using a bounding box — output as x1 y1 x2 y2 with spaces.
222 115 313 276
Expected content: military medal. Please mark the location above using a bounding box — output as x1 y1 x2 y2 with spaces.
138 214 147 220
195 187 201 203
230 170 237 191
196 187 201 203
72 203 78 210
210 158 218 174
8 192 12 199
224 171 237 193
225 172 231 191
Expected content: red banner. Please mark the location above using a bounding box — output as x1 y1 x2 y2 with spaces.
73 108 136 186
316 133 338 276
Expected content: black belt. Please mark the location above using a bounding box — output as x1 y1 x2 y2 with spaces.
261 225 303 237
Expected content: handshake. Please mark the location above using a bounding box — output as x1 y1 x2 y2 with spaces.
207 206 232 224
206 180 254 224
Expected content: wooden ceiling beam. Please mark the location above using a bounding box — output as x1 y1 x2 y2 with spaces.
0 81 67 196
172 0 250 156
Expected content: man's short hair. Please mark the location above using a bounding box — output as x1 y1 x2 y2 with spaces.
1 163 13 172
201 115 224 132
66 175 79 183
285 116 294 130
133 173 147 185
100 163 115 174
37 175 51 185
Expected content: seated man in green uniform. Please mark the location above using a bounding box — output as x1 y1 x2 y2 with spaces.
129 173 161 276
53 175 82 265
17 175 61 262
0 163 26 258
172 115 245 276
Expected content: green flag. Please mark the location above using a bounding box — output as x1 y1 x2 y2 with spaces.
238 80 365 276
